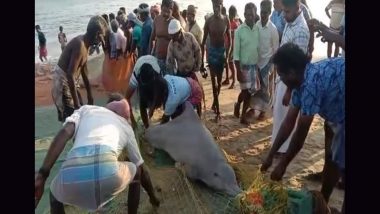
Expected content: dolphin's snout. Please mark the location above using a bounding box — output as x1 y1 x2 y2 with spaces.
227 184 242 196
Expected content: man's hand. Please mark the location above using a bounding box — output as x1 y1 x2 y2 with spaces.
160 114 170 124
200 63 208 79
316 28 339 43
260 155 274 172
308 19 328 32
270 161 287 181
35 172 46 208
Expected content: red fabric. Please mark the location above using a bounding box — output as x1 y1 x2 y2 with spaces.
102 53 136 93
186 77 202 106
224 19 240 48
39 46 48 57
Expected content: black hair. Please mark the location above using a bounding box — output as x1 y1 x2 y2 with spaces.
59 26 63 31
272 43 308 75
107 92 125 103
133 8 138 14
211 0 223 5
229 5 237 20
245 2 257 13
120 7 126 13
35 25 41 30
139 3 150 16
110 20 119 33
162 0 174 8
139 3 149 9
182 9 187 18
109 13 116 21
222 6 227 15
138 64 168 110
261 0 273 11
282 0 300 7
102 14 109 24
86 16 109 43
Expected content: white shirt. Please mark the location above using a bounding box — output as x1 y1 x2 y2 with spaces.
116 28 127 53
64 105 144 166
257 20 279 69
281 12 310 53
163 75 191 116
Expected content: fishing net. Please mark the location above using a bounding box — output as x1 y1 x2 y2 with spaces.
71 99 325 214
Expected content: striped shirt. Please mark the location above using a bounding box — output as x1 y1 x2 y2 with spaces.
281 12 310 54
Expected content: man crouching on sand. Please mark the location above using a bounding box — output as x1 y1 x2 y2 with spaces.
52 16 109 122
35 93 160 214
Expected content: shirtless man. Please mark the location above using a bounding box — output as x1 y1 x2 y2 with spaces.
58 26 67 52
52 16 109 122
201 0 231 122
149 0 174 74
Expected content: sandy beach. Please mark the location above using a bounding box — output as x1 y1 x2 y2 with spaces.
35 50 344 213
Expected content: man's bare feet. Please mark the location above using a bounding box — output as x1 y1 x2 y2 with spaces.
257 112 265 121
213 113 221 123
240 116 249 125
234 103 240 118
222 79 230 85
211 103 217 114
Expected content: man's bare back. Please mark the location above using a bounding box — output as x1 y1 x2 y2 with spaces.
150 15 173 59
206 15 229 48
58 35 88 78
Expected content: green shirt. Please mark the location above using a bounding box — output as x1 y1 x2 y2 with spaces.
132 25 142 48
233 22 260 65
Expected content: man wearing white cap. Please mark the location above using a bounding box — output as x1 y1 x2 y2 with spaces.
35 93 160 214
127 12 143 56
166 19 202 79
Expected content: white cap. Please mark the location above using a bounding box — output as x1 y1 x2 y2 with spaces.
168 19 182 35
134 55 161 75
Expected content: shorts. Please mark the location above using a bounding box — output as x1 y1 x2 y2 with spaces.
51 65 81 122
39 46 48 57
207 46 225 72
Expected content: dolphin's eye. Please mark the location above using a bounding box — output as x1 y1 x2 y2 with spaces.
214 173 218 177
